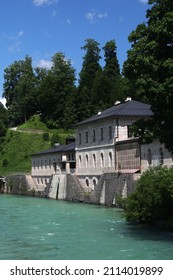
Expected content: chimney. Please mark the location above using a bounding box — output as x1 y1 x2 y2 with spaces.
114 100 121 105
125 97 132 102
54 143 59 149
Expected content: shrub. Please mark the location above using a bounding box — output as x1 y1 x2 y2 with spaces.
123 166 173 224
2 158 9 167
43 132 49 141
51 132 64 146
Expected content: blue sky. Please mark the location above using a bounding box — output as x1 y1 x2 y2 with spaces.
0 0 149 106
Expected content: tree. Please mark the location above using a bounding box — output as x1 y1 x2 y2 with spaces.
0 102 8 137
103 39 120 78
3 56 38 125
123 166 173 224
77 39 102 121
92 40 125 112
38 52 77 128
123 0 173 152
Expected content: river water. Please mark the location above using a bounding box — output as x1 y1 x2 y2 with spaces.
0 194 173 260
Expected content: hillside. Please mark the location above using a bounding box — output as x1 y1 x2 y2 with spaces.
0 115 75 175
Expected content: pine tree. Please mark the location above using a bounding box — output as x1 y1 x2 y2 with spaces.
77 39 102 121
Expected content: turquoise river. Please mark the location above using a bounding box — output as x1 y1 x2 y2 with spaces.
0 194 173 260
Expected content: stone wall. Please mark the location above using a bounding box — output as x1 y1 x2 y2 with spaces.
5 175 29 195
91 172 136 206
141 139 173 172
66 174 91 202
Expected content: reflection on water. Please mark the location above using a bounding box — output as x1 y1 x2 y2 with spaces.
0 195 173 260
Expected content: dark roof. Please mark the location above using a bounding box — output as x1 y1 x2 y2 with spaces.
76 100 153 126
31 142 75 157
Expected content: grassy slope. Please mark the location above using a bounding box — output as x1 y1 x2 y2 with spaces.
0 115 75 175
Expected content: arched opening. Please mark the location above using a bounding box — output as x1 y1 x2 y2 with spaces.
86 154 89 168
79 155 82 168
100 153 104 167
93 154 96 167
109 152 113 167
159 148 164 165
147 149 152 165
85 178 89 187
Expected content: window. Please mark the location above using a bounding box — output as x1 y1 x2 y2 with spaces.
85 178 89 187
79 133 81 144
93 129 96 142
100 153 104 167
85 131 88 143
147 149 152 165
79 155 82 168
109 126 112 139
93 178 97 188
93 154 96 168
86 154 89 168
100 128 103 141
127 125 133 138
109 152 113 167
159 148 164 165
72 153 75 161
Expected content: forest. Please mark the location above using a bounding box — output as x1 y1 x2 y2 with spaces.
1 0 173 153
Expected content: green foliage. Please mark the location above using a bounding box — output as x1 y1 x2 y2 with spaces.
0 130 51 174
77 38 129 121
77 39 102 121
0 102 8 137
51 132 65 146
3 55 38 126
42 132 49 141
18 115 49 131
2 159 9 167
38 52 77 128
2 39 130 129
123 166 173 223
123 0 173 153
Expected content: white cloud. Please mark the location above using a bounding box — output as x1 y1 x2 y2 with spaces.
86 10 108 23
18 30 24 37
3 30 24 53
138 0 148 4
3 30 24 41
98 12 108 19
0 97 6 108
37 59 53 69
66 19 72 25
86 12 96 23
33 0 58 6
8 41 21 53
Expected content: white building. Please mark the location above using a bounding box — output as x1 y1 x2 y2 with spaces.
75 99 173 190
30 142 75 193
29 99 173 203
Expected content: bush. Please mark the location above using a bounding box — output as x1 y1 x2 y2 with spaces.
123 166 173 224
43 132 49 141
2 158 9 167
51 132 64 146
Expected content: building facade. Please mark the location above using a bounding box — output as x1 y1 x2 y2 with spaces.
29 99 173 203
30 142 75 191
75 99 173 189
